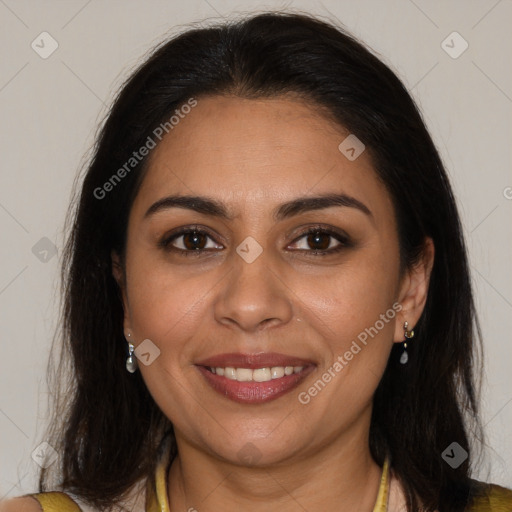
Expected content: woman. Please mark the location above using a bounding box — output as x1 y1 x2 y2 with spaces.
2 10 511 512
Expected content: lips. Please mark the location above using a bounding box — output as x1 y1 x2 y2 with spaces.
195 352 316 404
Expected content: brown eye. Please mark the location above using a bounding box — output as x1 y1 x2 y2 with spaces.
159 227 223 256
181 231 208 250
289 226 352 256
306 231 332 251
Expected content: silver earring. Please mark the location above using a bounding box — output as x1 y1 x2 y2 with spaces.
400 321 415 365
125 333 138 373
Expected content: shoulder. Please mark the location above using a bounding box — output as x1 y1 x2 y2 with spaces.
0 496 42 511
0 492 83 512
469 480 512 511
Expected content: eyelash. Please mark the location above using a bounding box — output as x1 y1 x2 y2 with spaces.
158 224 353 258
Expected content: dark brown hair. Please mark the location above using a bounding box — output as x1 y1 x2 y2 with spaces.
39 11 484 511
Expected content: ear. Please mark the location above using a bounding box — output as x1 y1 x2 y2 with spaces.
393 237 435 343
111 250 132 336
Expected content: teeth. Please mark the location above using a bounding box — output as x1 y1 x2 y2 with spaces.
252 368 271 382
236 368 253 382
210 365 304 382
271 367 285 379
224 367 237 380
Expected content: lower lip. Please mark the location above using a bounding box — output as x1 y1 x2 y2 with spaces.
196 365 315 404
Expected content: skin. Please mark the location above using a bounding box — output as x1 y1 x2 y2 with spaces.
111 94 434 512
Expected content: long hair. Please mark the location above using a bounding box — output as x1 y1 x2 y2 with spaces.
39 11 484 511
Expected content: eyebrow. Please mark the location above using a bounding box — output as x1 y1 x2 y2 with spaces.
144 193 372 222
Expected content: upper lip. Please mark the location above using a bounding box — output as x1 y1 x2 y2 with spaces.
196 352 315 369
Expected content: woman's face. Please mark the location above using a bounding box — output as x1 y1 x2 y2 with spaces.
115 94 429 466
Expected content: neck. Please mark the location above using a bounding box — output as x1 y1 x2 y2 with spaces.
167 417 383 512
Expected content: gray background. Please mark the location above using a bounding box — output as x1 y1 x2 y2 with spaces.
1 0 511 500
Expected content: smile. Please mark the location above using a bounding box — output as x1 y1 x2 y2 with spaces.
196 364 315 404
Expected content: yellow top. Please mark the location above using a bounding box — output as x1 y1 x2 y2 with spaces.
26 448 512 511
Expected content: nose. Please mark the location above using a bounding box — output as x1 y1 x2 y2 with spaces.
213 245 294 333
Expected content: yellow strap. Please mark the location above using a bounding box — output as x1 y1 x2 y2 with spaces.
470 481 512 510
487 482 512 508
30 492 82 511
372 458 390 512
147 444 172 512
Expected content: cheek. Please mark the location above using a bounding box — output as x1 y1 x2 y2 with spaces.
124 249 206 354
293 268 399 426
123 252 210 422
299 246 400 390
305 249 400 338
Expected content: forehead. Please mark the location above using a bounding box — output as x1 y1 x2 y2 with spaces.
132 95 391 221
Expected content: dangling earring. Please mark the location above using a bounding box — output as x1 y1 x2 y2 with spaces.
125 332 138 373
400 321 415 365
